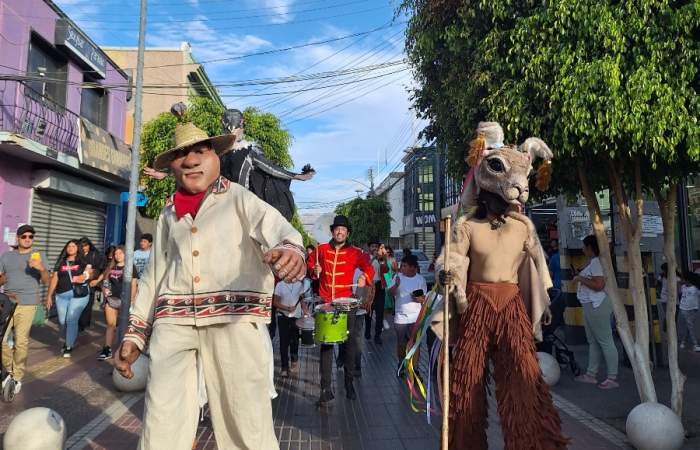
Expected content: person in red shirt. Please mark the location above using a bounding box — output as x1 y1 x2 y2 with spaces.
308 215 373 404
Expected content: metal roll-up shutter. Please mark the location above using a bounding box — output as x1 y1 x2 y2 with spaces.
31 190 106 273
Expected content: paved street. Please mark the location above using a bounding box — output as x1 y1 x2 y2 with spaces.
7 306 697 449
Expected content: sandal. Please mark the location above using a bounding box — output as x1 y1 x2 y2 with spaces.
575 373 598 384
598 379 619 390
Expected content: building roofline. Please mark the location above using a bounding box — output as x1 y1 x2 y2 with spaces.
43 0 129 80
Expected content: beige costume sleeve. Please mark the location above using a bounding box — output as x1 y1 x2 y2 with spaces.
435 215 471 314
124 210 170 351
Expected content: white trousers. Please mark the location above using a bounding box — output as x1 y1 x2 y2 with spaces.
139 322 279 450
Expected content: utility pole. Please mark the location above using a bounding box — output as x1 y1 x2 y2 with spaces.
117 0 148 345
367 167 375 197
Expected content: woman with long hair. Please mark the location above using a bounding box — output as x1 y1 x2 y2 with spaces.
574 235 619 389
96 246 139 360
46 239 91 358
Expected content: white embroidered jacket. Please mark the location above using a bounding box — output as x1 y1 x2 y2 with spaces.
124 177 305 351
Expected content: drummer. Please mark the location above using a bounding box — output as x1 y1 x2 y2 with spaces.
308 215 374 404
273 278 312 377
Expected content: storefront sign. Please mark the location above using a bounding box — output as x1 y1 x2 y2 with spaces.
414 213 437 227
55 19 107 78
78 119 131 180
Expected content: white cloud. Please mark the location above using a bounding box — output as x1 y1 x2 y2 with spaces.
252 0 295 24
146 15 272 66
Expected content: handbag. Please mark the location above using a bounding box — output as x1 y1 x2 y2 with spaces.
32 305 46 327
67 263 89 298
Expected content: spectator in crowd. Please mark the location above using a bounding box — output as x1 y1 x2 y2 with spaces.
0 225 49 395
306 245 319 295
574 235 619 389
365 241 387 345
548 239 561 290
678 271 700 352
133 233 153 275
388 254 427 373
384 246 398 317
46 239 91 358
78 237 104 332
273 278 310 377
96 246 139 360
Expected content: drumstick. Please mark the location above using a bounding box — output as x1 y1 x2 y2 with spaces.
442 217 451 450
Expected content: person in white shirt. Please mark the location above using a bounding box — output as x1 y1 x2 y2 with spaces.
132 233 152 275
273 279 311 376
388 254 427 367
574 235 619 390
678 272 700 352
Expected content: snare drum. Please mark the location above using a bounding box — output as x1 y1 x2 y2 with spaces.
331 297 360 312
295 316 316 347
314 303 348 344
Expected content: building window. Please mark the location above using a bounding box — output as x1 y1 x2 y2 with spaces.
81 80 109 129
688 176 700 269
25 35 67 108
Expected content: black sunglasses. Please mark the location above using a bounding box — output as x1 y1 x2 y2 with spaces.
19 234 34 240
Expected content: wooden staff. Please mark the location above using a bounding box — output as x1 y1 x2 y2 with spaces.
442 217 451 450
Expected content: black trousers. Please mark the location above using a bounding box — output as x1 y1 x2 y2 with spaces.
338 311 364 370
277 315 299 369
78 288 97 330
320 309 357 391
268 305 277 338
365 282 385 338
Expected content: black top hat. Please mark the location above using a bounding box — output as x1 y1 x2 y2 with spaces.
330 215 352 233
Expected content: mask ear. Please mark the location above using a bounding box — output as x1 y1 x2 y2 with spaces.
518 137 552 161
454 167 479 220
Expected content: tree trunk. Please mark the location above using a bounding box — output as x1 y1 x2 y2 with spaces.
655 186 686 417
577 165 657 403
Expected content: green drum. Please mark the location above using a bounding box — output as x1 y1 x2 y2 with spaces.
314 303 348 344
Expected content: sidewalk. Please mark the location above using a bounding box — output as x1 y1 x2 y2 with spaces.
0 306 642 449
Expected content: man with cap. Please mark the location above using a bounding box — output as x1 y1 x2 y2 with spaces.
0 225 50 395
307 215 374 403
114 114 305 449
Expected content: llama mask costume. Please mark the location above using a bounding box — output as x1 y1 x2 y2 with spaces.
434 122 567 450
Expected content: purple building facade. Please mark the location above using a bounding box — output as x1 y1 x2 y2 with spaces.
0 0 131 260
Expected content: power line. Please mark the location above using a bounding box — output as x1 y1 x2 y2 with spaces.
60 5 393 30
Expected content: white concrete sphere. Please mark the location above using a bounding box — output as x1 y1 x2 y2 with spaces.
626 402 684 450
3 407 66 450
113 353 150 392
536 351 561 386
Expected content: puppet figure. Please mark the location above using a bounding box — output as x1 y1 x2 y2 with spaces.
435 122 567 450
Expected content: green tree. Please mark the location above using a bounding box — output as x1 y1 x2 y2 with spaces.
401 0 699 415
139 100 308 245
334 196 391 247
243 107 293 169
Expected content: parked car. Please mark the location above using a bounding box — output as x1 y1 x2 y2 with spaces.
393 249 435 287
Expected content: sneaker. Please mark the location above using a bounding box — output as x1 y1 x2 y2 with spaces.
1 374 11 390
290 361 298 372
693 345 700 352
97 347 112 361
317 389 334 405
680 342 686 350
598 379 620 390
575 373 598 384
13 380 21 395
63 347 72 358
280 369 289 378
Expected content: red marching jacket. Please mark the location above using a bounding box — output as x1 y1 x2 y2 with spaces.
307 242 374 303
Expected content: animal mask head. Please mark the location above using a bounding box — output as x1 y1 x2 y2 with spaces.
460 122 553 213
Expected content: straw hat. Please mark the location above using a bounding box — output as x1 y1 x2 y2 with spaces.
153 122 240 170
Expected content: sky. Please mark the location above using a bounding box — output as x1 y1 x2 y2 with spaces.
53 0 427 215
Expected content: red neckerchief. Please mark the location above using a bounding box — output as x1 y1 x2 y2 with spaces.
173 189 207 220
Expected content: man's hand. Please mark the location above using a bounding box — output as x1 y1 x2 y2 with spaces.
264 248 306 283
45 296 53 312
89 279 100 288
438 270 455 287
542 306 553 326
143 167 168 181
314 264 322 277
114 341 141 379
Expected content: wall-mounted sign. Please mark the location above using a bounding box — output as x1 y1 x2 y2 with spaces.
55 19 107 78
414 213 438 227
78 118 131 180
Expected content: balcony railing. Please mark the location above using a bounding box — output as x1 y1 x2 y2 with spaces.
0 80 79 156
